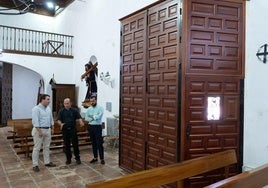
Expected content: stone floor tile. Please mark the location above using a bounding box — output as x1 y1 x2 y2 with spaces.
0 126 124 188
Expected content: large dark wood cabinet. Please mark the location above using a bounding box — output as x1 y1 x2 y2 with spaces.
120 0 180 171
120 0 245 187
50 83 76 115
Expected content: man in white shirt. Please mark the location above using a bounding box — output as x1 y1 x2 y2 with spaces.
32 94 56 172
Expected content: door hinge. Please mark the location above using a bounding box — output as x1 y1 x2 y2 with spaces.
186 125 191 139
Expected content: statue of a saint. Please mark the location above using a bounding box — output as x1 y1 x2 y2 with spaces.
81 60 98 101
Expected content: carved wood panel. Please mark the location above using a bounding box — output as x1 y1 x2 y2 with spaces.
120 0 244 187
120 0 180 175
120 10 147 171
183 0 244 187
51 84 76 115
184 76 241 187
186 0 244 77
146 0 179 169
1 63 12 126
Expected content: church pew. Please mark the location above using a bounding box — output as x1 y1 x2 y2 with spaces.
7 118 92 157
204 163 268 188
86 149 237 188
13 122 33 157
7 118 32 127
7 119 32 141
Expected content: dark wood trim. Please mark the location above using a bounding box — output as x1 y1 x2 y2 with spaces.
3 50 73 59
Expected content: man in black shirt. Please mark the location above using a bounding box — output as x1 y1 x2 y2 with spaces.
57 98 84 165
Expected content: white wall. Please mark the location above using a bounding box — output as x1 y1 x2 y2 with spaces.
12 64 41 119
56 0 159 118
244 0 268 170
0 54 75 113
0 0 158 126
0 10 59 34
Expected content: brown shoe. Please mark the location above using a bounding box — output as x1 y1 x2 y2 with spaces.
101 160 105 165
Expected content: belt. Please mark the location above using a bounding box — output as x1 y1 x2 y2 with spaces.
36 127 50 129
89 124 101 126
63 126 74 130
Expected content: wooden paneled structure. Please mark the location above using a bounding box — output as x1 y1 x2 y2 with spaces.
183 0 244 186
120 0 180 172
50 83 76 115
1 63 12 126
120 0 245 187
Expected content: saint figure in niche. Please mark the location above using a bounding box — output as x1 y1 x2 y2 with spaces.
81 55 98 101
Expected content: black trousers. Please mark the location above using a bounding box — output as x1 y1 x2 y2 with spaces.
88 125 104 160
62 128 80 161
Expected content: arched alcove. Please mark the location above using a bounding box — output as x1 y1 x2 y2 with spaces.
0 61 43 125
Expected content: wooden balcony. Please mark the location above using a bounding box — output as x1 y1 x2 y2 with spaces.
0 25 73 58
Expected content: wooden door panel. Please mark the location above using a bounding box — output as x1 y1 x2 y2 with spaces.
185 76 241 149
186 0 244 77
184 75 241 187
146 0 179 170
222 96 239 121
120 0 180 175
120 11 147 171
1 63 12 126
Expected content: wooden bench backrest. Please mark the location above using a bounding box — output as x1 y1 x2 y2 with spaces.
13 121 33 132
86 149 237 188
204 163 268 188
7 119 32 127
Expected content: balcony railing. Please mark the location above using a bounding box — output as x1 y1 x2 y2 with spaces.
0 25 73 58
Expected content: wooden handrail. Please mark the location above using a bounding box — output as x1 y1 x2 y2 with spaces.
0 25 73 58
86 150 237 188
204 164 268 188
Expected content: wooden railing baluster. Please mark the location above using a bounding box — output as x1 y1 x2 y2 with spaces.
0 25 73 58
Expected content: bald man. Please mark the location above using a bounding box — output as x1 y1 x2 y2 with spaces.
57 98 84 165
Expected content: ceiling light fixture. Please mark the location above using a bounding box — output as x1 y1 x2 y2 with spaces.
46 2 55 9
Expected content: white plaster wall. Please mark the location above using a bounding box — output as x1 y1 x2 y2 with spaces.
12 64 41 119
0 10 60 34
0 54 74 115
55 0 159 118
58 0 159 131
1 54 74 84
243 0 268 170
0 0 158 124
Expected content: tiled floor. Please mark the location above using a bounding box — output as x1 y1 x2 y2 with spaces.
0 126 124 188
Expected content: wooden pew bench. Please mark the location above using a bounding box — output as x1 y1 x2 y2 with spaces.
204 163 268 188
7 118 92 157
14 124 33 157
86 149 237 188
7 119 32 141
